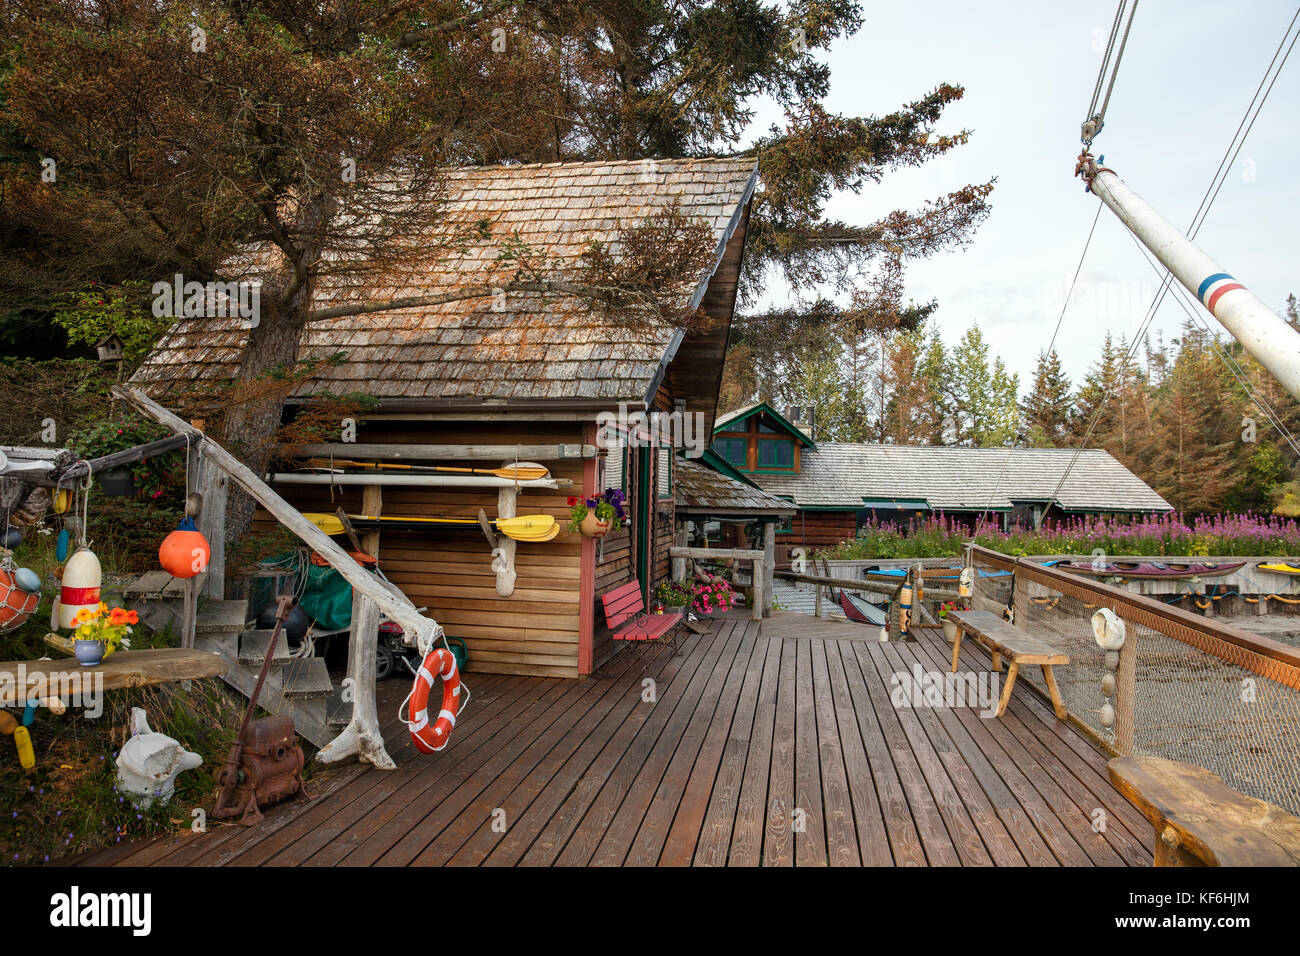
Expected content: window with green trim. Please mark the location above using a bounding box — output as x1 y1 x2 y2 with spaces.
712 437 747 467
603 430 626 492
656 446 672 499
757 438 794 469
776 497 794 533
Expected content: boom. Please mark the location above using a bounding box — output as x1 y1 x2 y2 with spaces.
1076 154 1300 400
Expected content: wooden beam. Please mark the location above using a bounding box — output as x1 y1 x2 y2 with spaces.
775 569 962 601
279 442 597 461
669 546 763 561
62 434 191 480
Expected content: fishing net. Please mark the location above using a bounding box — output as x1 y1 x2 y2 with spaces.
971 548 1300 815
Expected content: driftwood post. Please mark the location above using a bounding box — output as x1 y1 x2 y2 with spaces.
180 438 203 649
113 386 439 771
198 452 228 601
762 522 775 619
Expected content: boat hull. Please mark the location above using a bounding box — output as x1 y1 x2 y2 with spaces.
1056 560 1245 580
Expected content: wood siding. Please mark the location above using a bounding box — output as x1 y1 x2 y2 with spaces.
255 422 584 678
775 510 857 567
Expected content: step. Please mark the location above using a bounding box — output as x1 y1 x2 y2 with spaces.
326 688 353 730
279 658 334 699
196 600 250 635
237 630 293 666
124 570 207 600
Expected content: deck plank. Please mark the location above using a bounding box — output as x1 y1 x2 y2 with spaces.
585 623 746 866
762 638 798 866
627 628 761 865
71 617 1147 868
723 635 782 866
810 641 860 866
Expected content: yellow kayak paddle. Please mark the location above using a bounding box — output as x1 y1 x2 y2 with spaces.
303 511 557 542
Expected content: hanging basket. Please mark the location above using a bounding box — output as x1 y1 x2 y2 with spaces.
579 512 611 538
97 465 135 497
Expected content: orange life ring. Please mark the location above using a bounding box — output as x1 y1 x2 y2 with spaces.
406 647 460 753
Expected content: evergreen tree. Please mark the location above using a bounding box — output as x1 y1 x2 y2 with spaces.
1022 349 1073 446
949 323 1019 446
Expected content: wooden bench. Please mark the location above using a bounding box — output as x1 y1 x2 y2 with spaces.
947 609 1069 719
600 581 684 653
1110 755 1300 866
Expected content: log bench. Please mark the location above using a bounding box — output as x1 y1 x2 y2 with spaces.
600 581 685 654
947 609 1069 719
1109 755 1300 866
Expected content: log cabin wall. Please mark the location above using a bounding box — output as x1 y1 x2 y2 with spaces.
254 420 585 678
775 510 857 566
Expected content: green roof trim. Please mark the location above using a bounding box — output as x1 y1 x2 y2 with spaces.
712 401 815 448
691 448 760 488
862 498 930 510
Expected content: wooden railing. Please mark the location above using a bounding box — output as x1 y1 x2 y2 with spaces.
969 544 1300 814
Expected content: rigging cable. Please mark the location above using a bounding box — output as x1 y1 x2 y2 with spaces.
1082 0 1140 146
1045 4 1300 515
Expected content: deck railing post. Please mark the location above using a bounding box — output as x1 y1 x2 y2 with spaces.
1115 619 1138 755
815 583 823 618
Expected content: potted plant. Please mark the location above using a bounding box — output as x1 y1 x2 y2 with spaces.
938 600 968 643
691 579 736 617
71 602 137 666
656 580 693 613
566 489 627 538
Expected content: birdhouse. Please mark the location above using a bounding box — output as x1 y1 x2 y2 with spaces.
94 333 124 362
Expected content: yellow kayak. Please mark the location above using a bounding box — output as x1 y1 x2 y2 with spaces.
1257 562 1300 576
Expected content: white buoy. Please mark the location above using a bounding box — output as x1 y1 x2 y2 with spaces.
58 548 102 630
115 708 202 808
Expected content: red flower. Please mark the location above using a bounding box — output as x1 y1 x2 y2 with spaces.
566 497 579 506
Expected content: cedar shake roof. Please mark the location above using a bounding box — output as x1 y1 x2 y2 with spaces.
749 445 1173 513
675 457 796 517
132 157 758 407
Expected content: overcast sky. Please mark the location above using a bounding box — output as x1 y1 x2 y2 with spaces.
744 0 1300 393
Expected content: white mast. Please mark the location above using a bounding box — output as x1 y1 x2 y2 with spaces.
1077 155 1300 400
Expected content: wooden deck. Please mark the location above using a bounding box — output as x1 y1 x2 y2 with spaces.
73 615 1152 866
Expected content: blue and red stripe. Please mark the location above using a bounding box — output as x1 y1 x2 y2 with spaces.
1197 272 1246 314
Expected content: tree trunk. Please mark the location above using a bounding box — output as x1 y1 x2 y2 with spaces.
222 300 307 548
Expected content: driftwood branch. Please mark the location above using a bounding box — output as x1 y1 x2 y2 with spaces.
111 385 444 770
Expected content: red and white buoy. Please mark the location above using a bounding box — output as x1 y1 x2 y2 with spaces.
58 548 102 630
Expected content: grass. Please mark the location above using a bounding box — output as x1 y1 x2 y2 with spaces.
1 508 326 863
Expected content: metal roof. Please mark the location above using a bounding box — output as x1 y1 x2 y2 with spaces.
132 157 758 406
749 444 1173 513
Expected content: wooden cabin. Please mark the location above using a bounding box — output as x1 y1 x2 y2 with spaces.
710 402 1173 565
132 157 759 678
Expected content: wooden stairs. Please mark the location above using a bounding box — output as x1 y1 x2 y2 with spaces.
123 571 352 748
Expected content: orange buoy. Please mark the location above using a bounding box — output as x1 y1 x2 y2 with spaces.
0 568 40 633
58 549 101 630
159 517 210 579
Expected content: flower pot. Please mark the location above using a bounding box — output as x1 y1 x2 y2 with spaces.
579 512 611 538
75 639 105 666
98 466 135 497
943 619 959 643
